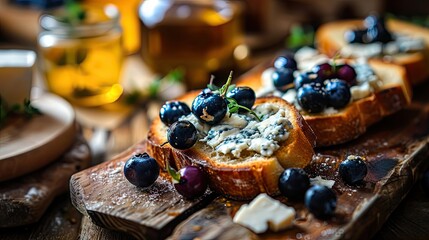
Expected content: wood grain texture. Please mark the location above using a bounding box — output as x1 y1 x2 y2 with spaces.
70 142 217 240
80 216 134 240
0 194 83 240
168 198 258 240
0 134 91 227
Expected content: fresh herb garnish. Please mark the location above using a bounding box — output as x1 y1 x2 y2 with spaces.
287 25 315 49
166 162 181 184
208 71 261 121
226 97 261 121
0 98 41 125
64 0 86 24
23 99 42 117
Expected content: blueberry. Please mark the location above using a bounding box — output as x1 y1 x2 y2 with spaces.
192 91 227 125
366 27 392 44
363 15 392 43
313 63 336 80
336 64 357 86
124 153 159 188
167 120 198 150
278 168 310 201
274 55 298 71
294 71 323 90
324 80 351 109
159 101 191 126
272 68 295 91
297 83 327 113
339 156 368 186
174 166 208 199
226 86 256 111
364 15 381 29
422 170 429 195
305 185 337 219
364 14 387 30
344 29 367 44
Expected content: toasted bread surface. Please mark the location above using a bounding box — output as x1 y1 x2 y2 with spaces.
147 93 316 200
236 59 412 146
316 19 429 85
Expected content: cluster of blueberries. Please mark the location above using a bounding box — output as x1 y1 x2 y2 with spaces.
123 79 258 200
271 55 357 113
345 15 393 44
161 83 256 150
278 156 368 219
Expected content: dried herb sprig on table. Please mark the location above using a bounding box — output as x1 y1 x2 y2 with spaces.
0 97 42 126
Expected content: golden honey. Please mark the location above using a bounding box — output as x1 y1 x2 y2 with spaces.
38 4 124 106
82 0 141 54
139 0 247 89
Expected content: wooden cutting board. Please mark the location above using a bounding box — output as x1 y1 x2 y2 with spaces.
0 134 91 227
70 81 429 240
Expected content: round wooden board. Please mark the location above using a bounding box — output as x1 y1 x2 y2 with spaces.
0 93 76 182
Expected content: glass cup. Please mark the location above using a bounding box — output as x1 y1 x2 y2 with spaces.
82 0 142 54
38 3 124 107
138 0 248 89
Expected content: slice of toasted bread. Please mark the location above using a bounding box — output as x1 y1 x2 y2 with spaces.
316 19 429 85
147 94 316 200
236 58 412 147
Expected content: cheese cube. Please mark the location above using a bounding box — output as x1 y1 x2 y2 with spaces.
233 193 295 233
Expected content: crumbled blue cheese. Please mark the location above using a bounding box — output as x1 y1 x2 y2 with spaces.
184 103 292 158
350 82 372 100
341 34 426 58
179 114 211 137
294 46 330 71
350 58 382 100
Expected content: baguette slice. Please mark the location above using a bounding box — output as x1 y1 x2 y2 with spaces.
236 59 412 147
147 94 316 200
316 19 429 85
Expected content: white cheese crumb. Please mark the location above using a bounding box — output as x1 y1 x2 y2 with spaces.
323 107 339 115
350 82 372 100
310 176 335 188
282 89 297 104
233 193 295 233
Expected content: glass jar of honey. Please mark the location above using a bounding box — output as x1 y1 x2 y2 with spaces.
38 3 124 106
139 0 248 89
82 0 142 54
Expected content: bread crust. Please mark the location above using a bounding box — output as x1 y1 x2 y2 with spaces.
236 59 412 146
147 94 316 200
315 19 429 85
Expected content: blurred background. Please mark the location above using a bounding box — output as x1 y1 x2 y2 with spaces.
1 0 428 91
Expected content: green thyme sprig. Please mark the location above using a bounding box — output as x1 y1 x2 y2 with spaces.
0 98 42 125
166 162 181 184
331 52 342 72
207 71 261 121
